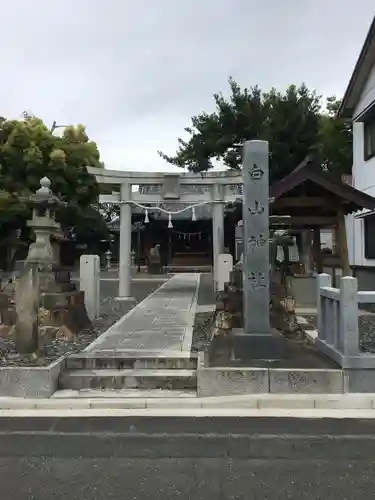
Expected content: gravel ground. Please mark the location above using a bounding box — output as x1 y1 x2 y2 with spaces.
191 312 214 353
190 273 216 353
0 281 162 367
303 313 375 353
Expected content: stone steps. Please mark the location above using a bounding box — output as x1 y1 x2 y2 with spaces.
65 352 198 371
59 368 197 391
57 273 201 396
52 388 197 398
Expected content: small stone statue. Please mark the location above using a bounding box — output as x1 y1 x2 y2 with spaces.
148 244 162 274
105 249 112 271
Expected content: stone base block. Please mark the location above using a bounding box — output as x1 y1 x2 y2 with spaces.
147 263 163 274
344 369 375 393
233 329 286 360
269 368 343 393
197 367 269 397
0 357 66 397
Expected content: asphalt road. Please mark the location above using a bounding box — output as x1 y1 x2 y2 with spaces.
2 417 375 499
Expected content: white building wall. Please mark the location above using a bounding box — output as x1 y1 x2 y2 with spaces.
350 61 375 267
356 62 375 117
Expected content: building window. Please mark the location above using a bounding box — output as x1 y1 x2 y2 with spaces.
364 215 375 259
364 117 375 160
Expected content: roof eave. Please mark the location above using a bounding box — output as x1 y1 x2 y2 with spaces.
337 16 375 119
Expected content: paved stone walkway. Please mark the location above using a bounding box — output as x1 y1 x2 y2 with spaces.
85 273 200 356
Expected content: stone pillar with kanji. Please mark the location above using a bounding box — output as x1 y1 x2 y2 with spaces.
234 140 284 360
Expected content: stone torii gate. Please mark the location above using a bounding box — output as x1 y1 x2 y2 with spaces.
88 167 243 300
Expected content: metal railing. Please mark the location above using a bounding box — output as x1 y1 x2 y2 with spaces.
316 273 375 368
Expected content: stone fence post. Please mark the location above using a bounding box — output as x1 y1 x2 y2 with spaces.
339 276 359 356
80 255 100 321
217 253 233 292
317 273 331 338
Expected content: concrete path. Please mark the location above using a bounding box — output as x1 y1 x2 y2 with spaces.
84 273 200 356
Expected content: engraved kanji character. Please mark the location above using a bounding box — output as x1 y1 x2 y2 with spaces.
248 163 264 181
248 200 265 215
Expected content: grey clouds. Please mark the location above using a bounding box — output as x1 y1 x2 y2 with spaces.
0 0 374 171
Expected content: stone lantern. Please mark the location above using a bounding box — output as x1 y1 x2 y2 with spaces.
26 177 64 291
11 177 91 354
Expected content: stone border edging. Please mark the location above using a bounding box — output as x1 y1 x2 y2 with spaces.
181 273 200 353
0 356 66 398
3 408 375 418
1 393 375 411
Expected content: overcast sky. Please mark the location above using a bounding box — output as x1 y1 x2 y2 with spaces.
1 1 374 172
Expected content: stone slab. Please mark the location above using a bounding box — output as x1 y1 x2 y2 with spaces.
344 369 375 393
59 368 197 391
52 388 197 399
73 349 196 358
65 368 195 377
233 329 286 360
269 368 344 394
197 367 269 397
0 356 66 398
66 354 197 370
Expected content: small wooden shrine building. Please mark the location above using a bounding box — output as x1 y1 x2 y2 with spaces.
270 156 375 275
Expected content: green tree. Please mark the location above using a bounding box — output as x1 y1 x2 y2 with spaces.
159 78 352 181
316 96 353 178
0 113 108 263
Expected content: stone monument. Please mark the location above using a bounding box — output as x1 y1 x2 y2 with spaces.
234 140 285 359
15 265 39 353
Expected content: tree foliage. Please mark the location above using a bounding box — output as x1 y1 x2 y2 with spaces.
99 203 120 224
0 113 108 246
316 96 352 177
159 79 352 182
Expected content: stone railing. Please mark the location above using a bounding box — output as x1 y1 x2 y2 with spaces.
316 273 375 368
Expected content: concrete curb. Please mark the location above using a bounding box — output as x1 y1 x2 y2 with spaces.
1 408 375 418
2 393 375 410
